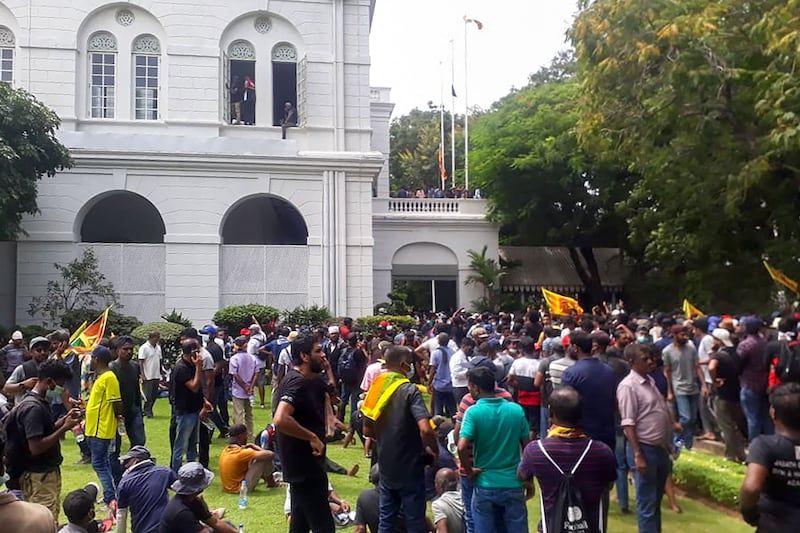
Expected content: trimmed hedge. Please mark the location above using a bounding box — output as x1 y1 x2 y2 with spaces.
281 305 333 328
213 304 280 334
354 315 417 333
130 322 184 362
672 449 746 508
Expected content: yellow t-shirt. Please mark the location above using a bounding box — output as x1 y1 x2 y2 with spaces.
218 445 257 493
84 370 121 439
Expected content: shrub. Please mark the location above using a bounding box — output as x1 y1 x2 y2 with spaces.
130 322 184 362
354 315 417 334
161 309 192 328
672 449 746 508
213 304 280 334
281 305 333 328
61 308 143 337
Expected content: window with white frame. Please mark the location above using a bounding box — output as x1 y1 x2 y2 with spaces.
132 34 160 120
88 31 118 118
0 26 14 83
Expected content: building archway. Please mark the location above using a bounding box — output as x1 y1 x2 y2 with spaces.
79 191 165 243
221 194 308 245
391 242 458 312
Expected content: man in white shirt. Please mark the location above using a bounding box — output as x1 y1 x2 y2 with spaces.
449 338 476 405
693 317 718 441
138 331 162 418
247 324 268 408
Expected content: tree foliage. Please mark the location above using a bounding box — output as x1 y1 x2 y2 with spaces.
465 245 514 312
571 0 800 311
390 108 465 192
0 83 72 240
281 305 333 328
28 248 120 326
470 58 634 305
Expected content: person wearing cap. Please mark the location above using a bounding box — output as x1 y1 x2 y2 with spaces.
3 336 51 404
59 482 102 533
199 325 229 439
0 330 26 380
709 328 747 463
4 358 81 522
323 326 346 382
84 345 123 507
663 324 706 449
218 424 276 493
246 324 271 409
229 335 258 437
159 462 237 533
138 331 162 418
0 486 55 533
116 445 177 533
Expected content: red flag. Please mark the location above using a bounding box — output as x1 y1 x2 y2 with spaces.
465 18 484 30
438 148 447 184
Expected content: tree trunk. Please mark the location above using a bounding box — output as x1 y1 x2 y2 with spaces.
567 246 605 307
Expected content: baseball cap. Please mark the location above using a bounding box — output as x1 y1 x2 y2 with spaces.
711 328 734 348
473 327 489 339
233 335 249 347
91 345 114 363
120 445 153 463
63 482 99 523
328 326 339 334
239 328 250 336
29 336 50 349
199 324 218 336
11 330 23 340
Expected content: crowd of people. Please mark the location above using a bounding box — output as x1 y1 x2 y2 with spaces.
0 305 798 533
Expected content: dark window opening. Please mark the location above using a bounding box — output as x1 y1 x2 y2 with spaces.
222 196 307 245
230 60 256 125
272 61 297 126
81 193 165 243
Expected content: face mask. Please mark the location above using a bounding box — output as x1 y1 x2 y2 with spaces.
637 336 647 343
507 348 518 356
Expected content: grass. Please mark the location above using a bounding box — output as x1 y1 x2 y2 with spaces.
58 397 753 532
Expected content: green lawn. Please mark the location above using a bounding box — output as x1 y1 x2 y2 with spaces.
58 398 754 532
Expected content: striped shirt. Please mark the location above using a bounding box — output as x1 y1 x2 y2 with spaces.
548 356 576 387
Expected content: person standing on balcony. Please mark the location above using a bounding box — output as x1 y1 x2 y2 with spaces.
242 76 256 125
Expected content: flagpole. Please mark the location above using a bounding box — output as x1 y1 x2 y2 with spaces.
450 39 456 189
439 60 446 190
463 16 470 193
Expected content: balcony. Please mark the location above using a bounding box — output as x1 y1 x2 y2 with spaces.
372 198 489 221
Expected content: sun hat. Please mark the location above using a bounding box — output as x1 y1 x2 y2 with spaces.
171 462 214 495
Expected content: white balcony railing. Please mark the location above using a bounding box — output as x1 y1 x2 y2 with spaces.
372 198 488 217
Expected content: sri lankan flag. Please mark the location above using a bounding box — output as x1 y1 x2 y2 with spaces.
541 288 583 316
682 299 704 319
764 261 799 295
362 372 409 421
70 307 110 353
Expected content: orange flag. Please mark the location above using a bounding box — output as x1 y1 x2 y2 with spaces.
541 288 583 316
70 307 110 353
764 261 799 295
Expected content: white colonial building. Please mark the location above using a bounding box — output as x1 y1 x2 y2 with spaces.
0 0 499 326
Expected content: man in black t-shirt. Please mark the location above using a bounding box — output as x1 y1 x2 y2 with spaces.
741 382 800 531
709 328 747 463
159 462 236 533
364 345 438 533
170 340 206 473
274 332 336 533
200 325 229 438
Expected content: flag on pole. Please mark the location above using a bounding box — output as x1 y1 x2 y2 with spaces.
451 84 457 98
438 147 447 184
465 18 484 30
541 288 583 316
682 299 705 319
70 307 111 353
763 261 799 294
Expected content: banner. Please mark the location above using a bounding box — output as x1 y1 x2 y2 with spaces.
541 288 583 316
682 299 704 319
763 261 799 295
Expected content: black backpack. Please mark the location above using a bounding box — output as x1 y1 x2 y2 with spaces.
538 439 598 533
777 340 800 383
338 347 361 385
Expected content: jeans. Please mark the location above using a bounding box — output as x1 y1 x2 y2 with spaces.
88 437 116 503
540 404 550 437
111 410 146 484
142 379 160 416
433 388 456 418
715 398 747 462
472 486 528 533
674 394 699 449
339 383 359 421
378 478 427 533
627 443 671 533
615 431 629 511
209 384 230 433
171 412 199 472
461 476 475 533
740 387 773 443
699 385 718 435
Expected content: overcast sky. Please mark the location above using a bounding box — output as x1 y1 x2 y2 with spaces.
369 0 578 117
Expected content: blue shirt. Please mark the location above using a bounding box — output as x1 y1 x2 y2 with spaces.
429 345 454 391
561 357 617 449
118 461 178 533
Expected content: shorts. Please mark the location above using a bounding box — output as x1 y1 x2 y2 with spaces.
521 404 540 435
255 368 267 387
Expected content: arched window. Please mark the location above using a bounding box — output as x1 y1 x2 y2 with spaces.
225 40 256 125
88 31 118 118
0 26 14 83
221 196 307 245
132 34 160 120
80 192 165 243
271 43 297 126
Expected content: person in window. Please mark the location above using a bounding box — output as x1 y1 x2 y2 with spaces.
229 75 243 125
281 102 296 139
242 76 256 125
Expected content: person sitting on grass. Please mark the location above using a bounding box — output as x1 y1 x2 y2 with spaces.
159 462 235 533
218 424 277 493
59 482 113 533
116 445 176 533
284 481 354 528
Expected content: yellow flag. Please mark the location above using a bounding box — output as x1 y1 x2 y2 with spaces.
763 261 799 295
682 299 704 319
541 288 584 316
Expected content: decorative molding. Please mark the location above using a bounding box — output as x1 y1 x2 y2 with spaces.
254 16 272 34
228 40 255 60
88 31 117 52
115 9 135 27
0 26 15 47
272 44 297 62
133 35 161 54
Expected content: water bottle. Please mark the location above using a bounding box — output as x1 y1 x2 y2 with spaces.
117 417 127 436
238 524 245 533
238 480 248 509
